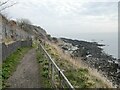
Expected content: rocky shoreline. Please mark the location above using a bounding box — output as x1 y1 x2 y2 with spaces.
60 38 120 88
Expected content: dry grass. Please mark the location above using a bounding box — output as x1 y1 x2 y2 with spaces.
3 37 15 45
45 41 114 88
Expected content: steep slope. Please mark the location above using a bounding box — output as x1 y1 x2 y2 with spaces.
1 13 116 88
19 21 116 88
43 42 114 88
60 38 119 88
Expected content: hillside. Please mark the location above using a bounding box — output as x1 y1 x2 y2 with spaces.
1 14 118 88
43 42 114 88
60 38 120 88
0 14 48 44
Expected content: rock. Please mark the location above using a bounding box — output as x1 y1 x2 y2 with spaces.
60 38 120 87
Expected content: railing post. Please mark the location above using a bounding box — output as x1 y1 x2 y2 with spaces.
39 43 75 90
58 70 62 88
51 64 55 87
48 60 51 78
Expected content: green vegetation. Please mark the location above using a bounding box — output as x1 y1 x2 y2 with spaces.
2 47 31 88
32 39 39 49
65 68 95 88
36 49 51 88
0 64 2 89
44 43 108 88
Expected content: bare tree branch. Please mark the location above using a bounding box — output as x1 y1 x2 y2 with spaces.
0 2 17 12
0 0 17 12
0 0 10 7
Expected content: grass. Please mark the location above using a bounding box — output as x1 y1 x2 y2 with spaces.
2 47 31 88
3 37 14 44
32 39 39 49
36 49 51 88
44 43 109 88
65 68 95 88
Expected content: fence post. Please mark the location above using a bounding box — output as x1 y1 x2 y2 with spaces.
48 60 51 78
51 64 55 87
39 43 75 90
58 70 62 88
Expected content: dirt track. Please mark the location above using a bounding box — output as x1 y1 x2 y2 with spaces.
7 49 41 88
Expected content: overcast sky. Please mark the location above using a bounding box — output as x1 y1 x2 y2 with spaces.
1 0 118 37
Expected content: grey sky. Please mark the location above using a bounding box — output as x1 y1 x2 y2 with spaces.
1 0 118 37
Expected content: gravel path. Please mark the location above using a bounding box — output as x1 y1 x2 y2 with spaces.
7 49 41 88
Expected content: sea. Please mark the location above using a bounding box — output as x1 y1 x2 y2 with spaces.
57 32 118 59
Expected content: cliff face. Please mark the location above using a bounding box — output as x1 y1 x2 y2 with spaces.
1 14 31 43
1 14 48 43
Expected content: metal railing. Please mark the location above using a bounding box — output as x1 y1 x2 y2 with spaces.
39 43 75 89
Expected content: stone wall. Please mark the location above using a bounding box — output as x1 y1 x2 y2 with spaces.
1 40 32 61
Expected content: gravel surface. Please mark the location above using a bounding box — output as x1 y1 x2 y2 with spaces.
7 49 41 88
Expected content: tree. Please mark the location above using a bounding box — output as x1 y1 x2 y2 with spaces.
0 0 16 12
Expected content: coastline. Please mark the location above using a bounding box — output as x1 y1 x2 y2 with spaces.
54 32 118 59
59 37 120 88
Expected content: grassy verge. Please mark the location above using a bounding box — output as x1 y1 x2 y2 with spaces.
36 49 51 88
44 43 109 88
2 47 31 88
32 39 39 49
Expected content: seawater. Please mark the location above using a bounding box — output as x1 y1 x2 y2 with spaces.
59 32 118 59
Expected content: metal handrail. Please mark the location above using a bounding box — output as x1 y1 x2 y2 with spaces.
39 44 75 89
